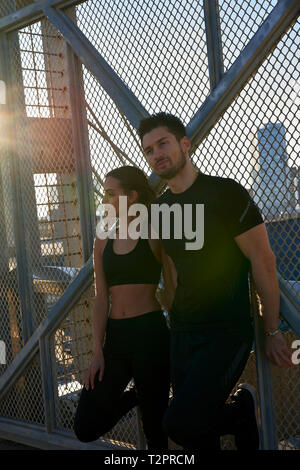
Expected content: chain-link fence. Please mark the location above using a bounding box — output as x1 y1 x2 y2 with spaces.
0 353 45 425
219 0 279 71
0 0 299 451
0 1 34 18
3 17 84 340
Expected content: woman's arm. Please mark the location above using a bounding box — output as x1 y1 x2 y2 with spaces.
92 236 110 352
85 237 110 390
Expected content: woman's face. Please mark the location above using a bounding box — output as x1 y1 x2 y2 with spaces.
102 176 137 218
102 176 125 217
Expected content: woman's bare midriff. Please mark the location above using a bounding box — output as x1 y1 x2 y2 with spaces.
109 283 161 318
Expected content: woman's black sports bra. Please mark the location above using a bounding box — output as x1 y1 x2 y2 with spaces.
102 237 162 287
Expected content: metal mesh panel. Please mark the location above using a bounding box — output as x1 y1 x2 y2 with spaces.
50 284 140 449
219 0 278 71
0 77 23 372
7 19 83 331
0 353 45 425
50 286 93 433
103 396 140 449
193 19 300 304
82 65 149 217
73 0 210 122
0 1 34 18
0 267 22 375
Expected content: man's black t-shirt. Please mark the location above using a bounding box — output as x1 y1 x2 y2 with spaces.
152 172 264 332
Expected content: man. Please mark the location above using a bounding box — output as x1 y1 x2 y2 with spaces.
137 112 293 450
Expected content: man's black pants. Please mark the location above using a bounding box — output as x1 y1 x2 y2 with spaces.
73 310 170 450
163 324 254 449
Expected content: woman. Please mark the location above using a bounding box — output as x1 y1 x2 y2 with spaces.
74 166 173 450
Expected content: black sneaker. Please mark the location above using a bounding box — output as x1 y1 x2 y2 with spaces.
232 383 260 450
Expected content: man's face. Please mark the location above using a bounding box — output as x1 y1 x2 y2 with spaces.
142 126 190 179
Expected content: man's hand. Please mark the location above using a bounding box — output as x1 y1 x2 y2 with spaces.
84 350 105 391
265 332 294 368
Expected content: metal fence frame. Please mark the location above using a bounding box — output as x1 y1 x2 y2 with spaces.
0 0 299 450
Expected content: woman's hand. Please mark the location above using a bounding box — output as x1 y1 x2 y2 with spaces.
84 349 105 391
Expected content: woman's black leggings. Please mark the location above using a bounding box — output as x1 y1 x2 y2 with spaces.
73 310 170 450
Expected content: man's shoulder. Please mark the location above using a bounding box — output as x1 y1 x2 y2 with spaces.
201 173 242 187
204 174 248 195
151 174 248 204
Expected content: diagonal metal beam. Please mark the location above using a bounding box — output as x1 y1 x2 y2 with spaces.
43 4 149 131
187 0 300 154
0 417 122 449
203 0 224 90
0 0 85 33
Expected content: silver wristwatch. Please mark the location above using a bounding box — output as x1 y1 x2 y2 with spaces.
264 328 281 337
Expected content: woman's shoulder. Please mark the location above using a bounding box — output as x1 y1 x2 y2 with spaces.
94 235 110 257
95 223 118 249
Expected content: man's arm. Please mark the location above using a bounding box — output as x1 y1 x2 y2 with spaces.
235 223 294 368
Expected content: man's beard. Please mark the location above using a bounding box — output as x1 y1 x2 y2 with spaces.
158 150 187 180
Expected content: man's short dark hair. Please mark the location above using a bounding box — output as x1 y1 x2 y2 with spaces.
138 112 186 142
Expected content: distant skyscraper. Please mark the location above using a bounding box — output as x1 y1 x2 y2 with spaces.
250 122 294 220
